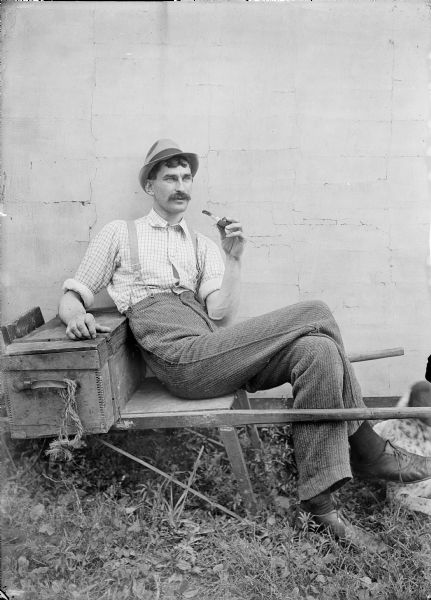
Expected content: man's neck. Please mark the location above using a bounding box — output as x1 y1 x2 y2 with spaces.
152 206 184 225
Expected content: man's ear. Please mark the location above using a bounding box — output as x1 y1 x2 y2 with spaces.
144 180 154 196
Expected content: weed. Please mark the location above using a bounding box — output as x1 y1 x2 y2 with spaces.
1 427 430 600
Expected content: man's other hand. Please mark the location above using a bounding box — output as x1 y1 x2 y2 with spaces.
219 218 246 259
66 313 111 340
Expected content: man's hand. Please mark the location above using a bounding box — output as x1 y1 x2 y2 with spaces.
66 312 111 340
206 217 244 324
218 218 246 259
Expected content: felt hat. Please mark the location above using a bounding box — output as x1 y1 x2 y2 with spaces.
139 139 199 189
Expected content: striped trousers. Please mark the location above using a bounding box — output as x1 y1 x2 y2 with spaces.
128 291 365 500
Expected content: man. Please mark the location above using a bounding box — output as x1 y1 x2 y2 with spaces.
59 139 431 546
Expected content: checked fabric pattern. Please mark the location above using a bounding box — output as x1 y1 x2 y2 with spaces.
63 208 224 313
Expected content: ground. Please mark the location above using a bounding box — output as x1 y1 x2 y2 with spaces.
1 426 431 600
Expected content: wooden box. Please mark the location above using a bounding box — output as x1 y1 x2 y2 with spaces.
2 308 144 439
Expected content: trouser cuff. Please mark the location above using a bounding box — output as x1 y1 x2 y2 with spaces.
298 463 352 501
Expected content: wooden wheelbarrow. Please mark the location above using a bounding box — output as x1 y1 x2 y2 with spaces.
2 307 431 517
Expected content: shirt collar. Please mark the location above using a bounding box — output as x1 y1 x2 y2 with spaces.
147 208 190 237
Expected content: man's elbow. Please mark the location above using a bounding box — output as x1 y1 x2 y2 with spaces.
205 291 224 321
207 306 228 321
207 302 236 325
206 290 237 324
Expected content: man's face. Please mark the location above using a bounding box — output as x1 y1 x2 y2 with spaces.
146 163 193 221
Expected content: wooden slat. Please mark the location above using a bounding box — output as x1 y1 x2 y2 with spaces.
234 389 263 450
11 311 125 344
5 336 112 359
108 341 145 416
2 350 102 371
1 306 44 347
105 325 128 356
5 312 126 359
248 396 400 409
219 426 257 513
5 339 101 355
113 406 431 430
123 378 236 413
123 394 236 414
10 422 112 440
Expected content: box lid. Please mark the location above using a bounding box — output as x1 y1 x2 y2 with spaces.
3 309 129 365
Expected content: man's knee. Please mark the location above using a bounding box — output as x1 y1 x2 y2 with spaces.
291 335 343 382
306 335 341 365
301 299 333 321
293 300 343 345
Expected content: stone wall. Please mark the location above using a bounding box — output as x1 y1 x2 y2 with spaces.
1 1 430 395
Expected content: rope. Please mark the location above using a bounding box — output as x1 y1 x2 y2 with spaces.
45 379 84 461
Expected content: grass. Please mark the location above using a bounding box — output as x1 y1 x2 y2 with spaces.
1 426 431 600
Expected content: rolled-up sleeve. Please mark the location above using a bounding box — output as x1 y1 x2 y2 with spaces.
197 235 225 303
62 221 122 308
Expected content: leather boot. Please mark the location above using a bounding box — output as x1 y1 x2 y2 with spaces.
294 506 386 552
352 440 431 483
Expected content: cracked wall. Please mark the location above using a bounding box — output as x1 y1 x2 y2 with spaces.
1 1 430 396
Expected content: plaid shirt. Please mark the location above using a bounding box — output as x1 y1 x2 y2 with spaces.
63 208 225 313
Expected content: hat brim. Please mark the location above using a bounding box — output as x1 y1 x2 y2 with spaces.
139 150 199 189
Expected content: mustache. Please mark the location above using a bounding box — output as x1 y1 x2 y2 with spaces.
169 192 191 201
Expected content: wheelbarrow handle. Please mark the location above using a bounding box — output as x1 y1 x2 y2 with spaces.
348 347 404 363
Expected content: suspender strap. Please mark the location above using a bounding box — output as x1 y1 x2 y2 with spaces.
126 219 202 303
191 231 203 292
190 230 197 260
191 230 201 277
171 261 181 282
127 220 141 278
171 231 200 285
